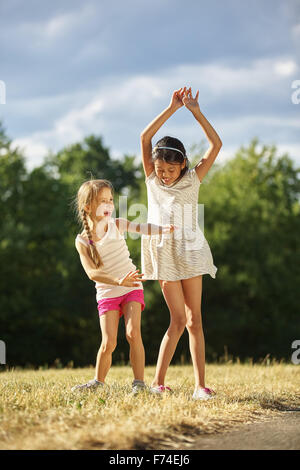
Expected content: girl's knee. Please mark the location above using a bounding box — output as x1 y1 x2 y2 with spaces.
169 315 186 334
101 338 117 353
125 327 141 344
186 312 203 333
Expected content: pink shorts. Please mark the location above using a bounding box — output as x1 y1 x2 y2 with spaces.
97 289 145 317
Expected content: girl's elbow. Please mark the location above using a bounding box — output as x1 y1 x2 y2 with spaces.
88 270 96 281
216 139 222 148
140 132 151 142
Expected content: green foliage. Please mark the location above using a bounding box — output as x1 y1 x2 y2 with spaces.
0 120 299 367
199 138 300 359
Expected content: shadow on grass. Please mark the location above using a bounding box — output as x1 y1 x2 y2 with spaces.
232 393 300 412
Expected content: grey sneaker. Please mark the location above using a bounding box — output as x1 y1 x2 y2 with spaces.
71 378 104 392
131 379 147 395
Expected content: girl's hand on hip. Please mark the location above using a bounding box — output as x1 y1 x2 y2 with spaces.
169 87 186 111
182 87 200 113
118 269 146 287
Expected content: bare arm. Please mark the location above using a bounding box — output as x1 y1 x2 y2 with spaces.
192 108 222 183
140 87 186 178
183 88 222 183
116 218 176 236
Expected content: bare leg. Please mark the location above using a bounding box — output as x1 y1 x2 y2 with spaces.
96 310 120 382
123 301 145 381
151 280 186 387
182 275 205 388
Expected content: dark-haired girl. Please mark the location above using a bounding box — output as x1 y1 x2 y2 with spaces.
140 87 222 400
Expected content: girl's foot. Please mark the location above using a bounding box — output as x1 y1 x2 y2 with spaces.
149 385 173 395
71 378 104 392
192 387 216 400
131 379 147 395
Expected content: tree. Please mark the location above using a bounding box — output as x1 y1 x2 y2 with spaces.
199 138 300 360
1 124 298 366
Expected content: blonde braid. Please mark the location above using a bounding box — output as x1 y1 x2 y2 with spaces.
81 209 103 268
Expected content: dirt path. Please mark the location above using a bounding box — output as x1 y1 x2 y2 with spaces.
188 412 300 450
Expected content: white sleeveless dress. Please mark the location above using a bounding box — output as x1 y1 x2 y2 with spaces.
76 218 143 301
141 167 217 281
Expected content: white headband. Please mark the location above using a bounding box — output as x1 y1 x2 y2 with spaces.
153 146 186 158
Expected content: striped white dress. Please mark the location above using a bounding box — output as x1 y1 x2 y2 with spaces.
141 167 217 281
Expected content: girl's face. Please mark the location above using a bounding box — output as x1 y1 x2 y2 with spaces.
154 159 186 186
85 187 114 222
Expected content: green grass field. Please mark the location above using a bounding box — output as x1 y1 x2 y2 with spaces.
0 363 299 450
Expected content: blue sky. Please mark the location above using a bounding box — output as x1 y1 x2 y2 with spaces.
0 0 300 170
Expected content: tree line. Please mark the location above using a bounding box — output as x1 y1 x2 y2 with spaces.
0 121 299 367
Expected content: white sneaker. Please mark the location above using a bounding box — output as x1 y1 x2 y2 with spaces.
192 387 216 400
71 379 104 392
149 385 173 395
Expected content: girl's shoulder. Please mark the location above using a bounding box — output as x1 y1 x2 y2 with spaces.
146 167 201 188
187 167 201 183
76 219 114 246
176 167 201 186
78 230 90 241
76 232 89 247
145 168 156 184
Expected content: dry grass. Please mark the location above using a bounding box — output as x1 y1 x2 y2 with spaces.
0 363 299 450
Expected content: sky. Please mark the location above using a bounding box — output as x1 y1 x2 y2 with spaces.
0 0 300 171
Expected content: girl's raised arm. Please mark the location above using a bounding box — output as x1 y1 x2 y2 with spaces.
140 87 186 178
183 88 222 183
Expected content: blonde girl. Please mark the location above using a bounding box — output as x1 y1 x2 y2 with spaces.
71 178 174 393
140 86 222 399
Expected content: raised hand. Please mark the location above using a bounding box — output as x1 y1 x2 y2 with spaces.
182 87 200 113
118 269 146 287
169 87 187 111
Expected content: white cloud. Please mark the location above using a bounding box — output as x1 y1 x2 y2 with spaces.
10 56 300 170
291 23 300 39
14 3 96 43
273 60 298 77
11 137 50 171
215 115 300 138
54 98 104 138
275 143 300 164
170 57 299 98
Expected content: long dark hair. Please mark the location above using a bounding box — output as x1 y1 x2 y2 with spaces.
152 136 190 180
